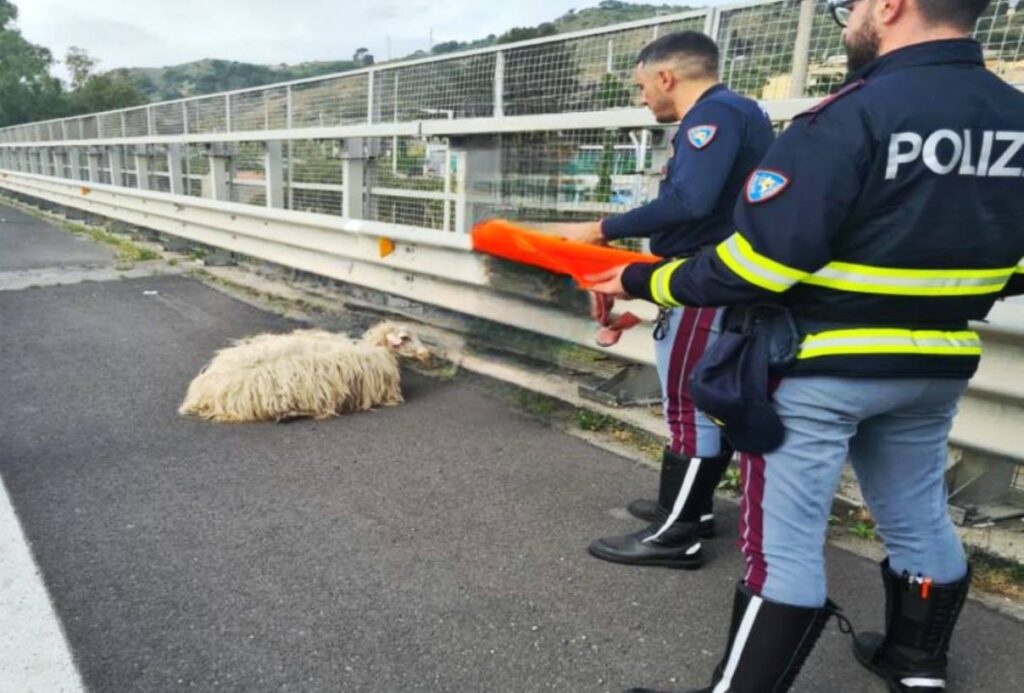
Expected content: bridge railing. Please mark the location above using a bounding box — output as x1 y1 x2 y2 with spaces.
1 0 1023 505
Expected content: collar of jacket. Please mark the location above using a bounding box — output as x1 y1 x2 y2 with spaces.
672 83 728 142
845 38 984 85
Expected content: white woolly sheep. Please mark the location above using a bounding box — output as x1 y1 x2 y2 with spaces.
178 321 430 423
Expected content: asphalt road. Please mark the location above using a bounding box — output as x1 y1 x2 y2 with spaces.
2 203 1022 692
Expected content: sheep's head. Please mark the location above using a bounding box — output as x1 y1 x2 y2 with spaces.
362 321 431 363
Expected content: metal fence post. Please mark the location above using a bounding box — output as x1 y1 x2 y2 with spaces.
109 146 124 187
342 138 366 219
789 0 817 98
87 148 102 182
265 141 285 208
366 71 375 124
494 51 505 118
704 7 721 41
167 144 185 194
135 148 151 190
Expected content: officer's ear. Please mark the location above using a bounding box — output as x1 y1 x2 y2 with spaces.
875 0 909 27
657 68 677 93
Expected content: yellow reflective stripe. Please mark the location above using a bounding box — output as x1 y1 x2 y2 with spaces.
803 261 1015 296
648 259 685 307
798 328 982 360
716 233 808 293
1016 259 1024 274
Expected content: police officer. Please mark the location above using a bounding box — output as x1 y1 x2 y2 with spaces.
554 31 775 569
588 0 1024 690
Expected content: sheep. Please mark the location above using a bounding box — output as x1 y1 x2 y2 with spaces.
178 321 430 423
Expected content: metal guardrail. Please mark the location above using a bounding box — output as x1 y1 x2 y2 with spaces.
0 1 1022 490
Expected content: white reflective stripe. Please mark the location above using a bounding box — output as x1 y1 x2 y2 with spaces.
1017 259 1024 274
713 595 763 693
685 542 702 555
900 677 946 688
700 514 714 522
644 457 701 544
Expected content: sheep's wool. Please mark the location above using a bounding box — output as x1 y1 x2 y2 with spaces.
179 329 404 422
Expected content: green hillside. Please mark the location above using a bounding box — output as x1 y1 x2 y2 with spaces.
115 2 695 101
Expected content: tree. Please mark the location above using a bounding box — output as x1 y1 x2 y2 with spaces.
353 47 374 66
0 1 64 127
65 46 97 90
63 46 146 116
497 22 559 44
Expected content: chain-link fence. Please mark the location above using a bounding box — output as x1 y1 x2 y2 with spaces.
3 0 1023 145
2 0 1023 236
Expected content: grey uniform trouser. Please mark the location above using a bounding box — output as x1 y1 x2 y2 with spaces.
737 376 969 608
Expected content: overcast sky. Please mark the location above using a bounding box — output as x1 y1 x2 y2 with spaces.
16 1 723 79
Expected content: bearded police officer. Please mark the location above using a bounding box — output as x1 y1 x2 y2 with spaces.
587 0 1024 690
554 31 774 569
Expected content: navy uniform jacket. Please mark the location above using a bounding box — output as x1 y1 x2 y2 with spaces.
601 84 775 258
622 39 1024 379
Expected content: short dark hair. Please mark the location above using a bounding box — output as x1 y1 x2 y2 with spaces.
917 0 991 31
636 31 719 78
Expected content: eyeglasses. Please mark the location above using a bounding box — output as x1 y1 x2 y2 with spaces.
829 0 859 28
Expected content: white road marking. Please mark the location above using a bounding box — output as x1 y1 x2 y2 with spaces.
0 477 84 693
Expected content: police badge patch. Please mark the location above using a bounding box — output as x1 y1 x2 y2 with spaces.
745 169 789 204
686 125 717 149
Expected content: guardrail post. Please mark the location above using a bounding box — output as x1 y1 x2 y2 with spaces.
167 143 185 195
265 140 285 208
134 148 151 190
341 138 366 219
789 0 816 98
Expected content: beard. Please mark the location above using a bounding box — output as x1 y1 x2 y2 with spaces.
844 15 881 73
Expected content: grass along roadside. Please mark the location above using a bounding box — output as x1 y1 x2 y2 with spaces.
0 192 160 266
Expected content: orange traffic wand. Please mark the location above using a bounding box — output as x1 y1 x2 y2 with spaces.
471 219 659 289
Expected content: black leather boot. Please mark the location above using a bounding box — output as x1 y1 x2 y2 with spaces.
626 582 837 692
854 559 971 692
627 449 732 539
589 450 729 568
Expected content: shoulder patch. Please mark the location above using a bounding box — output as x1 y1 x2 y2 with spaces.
686 125 718 149
796 78 866 122
745 169 789 204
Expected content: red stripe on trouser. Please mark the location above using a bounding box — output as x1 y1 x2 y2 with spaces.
738 452 767 594
665 307 718 456
664 307 697 454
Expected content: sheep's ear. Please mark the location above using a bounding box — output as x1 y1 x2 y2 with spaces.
386 332 403 347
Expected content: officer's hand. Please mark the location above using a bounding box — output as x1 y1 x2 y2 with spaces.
549 221 605 245
585 265 629 299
